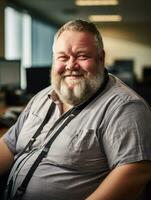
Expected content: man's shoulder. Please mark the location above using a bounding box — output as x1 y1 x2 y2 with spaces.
102 74 150 112
108 74 143 103
34 86 52 99
30 86 53 107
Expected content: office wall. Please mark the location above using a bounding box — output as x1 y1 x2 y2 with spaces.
0 0 5 57
100 25 151 80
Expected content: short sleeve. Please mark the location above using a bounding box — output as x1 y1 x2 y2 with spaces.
2 97 34 154
102 100 151 169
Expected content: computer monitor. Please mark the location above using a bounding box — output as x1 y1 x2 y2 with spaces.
26 67 51 94
109 59 135 88
0 59 21 90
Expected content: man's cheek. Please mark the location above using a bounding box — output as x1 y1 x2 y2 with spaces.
54 63 65 75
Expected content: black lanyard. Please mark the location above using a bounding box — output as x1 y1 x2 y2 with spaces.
15 102 56 160
6 69 109 200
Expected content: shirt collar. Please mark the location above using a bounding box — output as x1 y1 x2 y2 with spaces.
48 89 62 105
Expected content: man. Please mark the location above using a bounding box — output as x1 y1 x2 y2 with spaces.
0 19 151 200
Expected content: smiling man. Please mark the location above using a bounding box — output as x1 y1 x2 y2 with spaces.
51 27 105 108
0 19 151 200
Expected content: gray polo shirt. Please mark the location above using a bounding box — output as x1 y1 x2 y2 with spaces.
3 74 151 200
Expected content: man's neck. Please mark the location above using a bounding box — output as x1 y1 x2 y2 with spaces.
62 103 73 113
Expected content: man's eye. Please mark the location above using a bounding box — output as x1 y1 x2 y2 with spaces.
77 55 88 60
57 56 67 61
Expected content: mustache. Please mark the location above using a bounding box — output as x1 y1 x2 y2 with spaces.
62 71 84 77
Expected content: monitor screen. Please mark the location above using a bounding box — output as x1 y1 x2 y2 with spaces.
0 59 21 90
109 59 135 88
26 67 51 94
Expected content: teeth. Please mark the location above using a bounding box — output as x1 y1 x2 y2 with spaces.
65 74 82 76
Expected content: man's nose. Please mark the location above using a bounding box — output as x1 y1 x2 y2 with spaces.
66 57 79 70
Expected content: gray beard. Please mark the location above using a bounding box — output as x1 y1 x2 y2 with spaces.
53 73 104 106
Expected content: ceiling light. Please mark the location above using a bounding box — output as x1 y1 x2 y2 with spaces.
89 15 122 22
75 0 119 6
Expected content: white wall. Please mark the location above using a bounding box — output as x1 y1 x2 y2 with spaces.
100 26 151 81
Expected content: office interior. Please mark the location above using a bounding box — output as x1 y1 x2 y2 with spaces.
0 0 151 133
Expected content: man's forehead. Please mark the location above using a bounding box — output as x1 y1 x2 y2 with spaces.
54 31 96 50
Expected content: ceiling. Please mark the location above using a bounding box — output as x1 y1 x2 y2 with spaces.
7 0 151 27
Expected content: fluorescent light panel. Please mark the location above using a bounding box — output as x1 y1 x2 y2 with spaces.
89 15 122 22
75 0 119 6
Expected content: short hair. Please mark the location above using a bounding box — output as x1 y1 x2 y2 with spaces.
52 19 104 52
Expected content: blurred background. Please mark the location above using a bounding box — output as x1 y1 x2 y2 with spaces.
1 1 151 196
0 0 151 109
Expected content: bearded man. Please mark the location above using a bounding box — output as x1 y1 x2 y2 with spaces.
0 19 151 200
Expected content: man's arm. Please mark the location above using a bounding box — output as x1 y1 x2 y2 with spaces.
0 97 36 176
86 161 151 200
0 106 30 176
0 138 14 175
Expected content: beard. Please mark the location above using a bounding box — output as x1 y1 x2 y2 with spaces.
51 67 104 106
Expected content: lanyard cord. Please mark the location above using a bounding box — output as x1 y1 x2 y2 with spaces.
4 102 56 200
15 102 56 161
12 113 78 200
8 69 109 200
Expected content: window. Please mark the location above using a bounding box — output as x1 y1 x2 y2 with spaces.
32 18 57 66
5 6 58 89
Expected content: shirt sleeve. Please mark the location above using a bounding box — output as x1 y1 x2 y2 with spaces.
2 97 35 154
102 100 151 169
